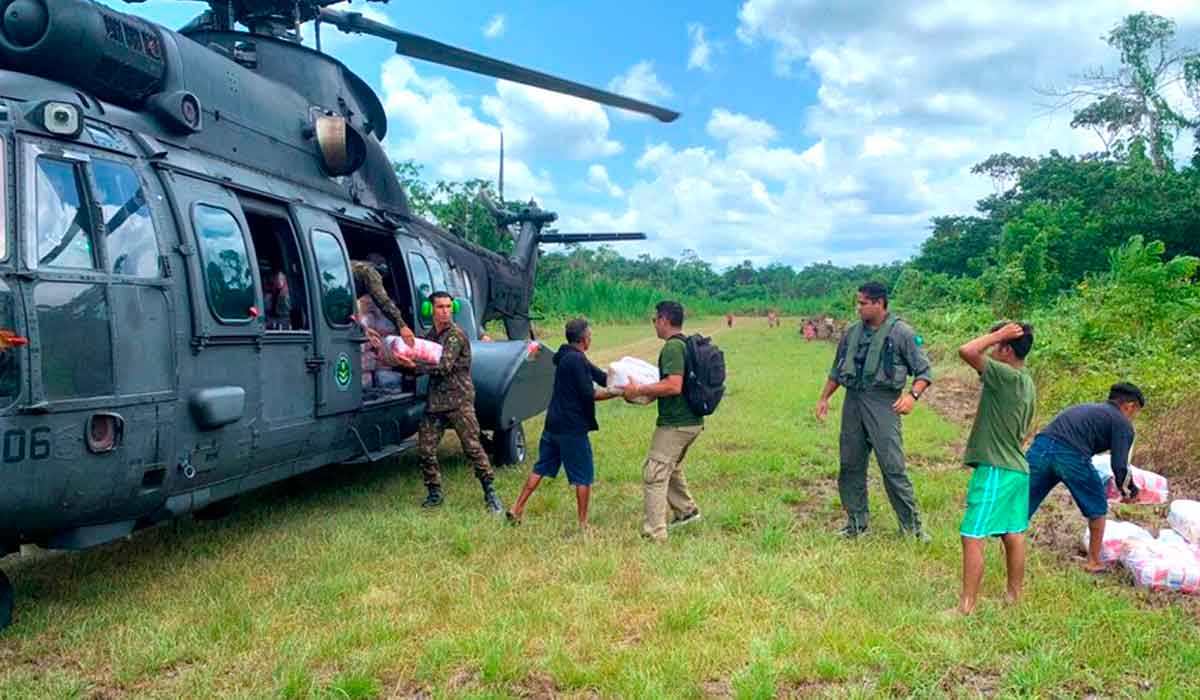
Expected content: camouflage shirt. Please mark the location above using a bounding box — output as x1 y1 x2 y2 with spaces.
418 322 475 412
351 261 409 334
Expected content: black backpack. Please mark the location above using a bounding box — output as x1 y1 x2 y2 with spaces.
673 334 726 416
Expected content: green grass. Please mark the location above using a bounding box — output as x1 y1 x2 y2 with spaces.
2 317 1198 698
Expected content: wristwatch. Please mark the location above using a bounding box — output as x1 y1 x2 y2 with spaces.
910 389 922 401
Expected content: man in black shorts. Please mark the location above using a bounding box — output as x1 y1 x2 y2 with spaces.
507 318 615 527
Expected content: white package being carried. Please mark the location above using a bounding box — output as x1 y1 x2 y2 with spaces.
607 356 659 405
1091 455 1169 505
383 336 443 365
1168 500 1200 544
1119 539 1200 594
1081 519 1153 563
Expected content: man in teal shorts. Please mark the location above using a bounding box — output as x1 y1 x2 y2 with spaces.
956 322 1035 614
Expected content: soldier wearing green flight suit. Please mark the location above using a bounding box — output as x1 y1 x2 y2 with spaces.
815 281 933 539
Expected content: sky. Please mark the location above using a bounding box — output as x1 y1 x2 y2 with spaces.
106 0 1200 270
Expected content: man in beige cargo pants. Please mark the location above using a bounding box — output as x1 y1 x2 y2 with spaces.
622 300 703 542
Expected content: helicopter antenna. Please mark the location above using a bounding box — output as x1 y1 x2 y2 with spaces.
498 130 505 204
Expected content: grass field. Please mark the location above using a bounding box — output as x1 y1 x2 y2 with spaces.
2 317 1199 698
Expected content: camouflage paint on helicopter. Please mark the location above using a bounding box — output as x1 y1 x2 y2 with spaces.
0 0 676 630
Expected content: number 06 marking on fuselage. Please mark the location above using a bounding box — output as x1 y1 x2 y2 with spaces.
3 427 53 463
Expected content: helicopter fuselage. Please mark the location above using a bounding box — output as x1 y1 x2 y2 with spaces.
0 0 555 622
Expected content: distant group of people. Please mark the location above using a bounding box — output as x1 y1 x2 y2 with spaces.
816 281 1144 614
354 265 1147 600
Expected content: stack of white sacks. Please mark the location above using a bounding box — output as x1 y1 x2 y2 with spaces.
1082 455 1200 594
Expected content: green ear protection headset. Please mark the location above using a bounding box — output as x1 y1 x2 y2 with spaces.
421 293 461 320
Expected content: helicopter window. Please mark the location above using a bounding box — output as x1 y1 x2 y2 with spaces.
92 160 159 278
34 157 97 270
460 269 474 304
35 282 114 399
244 210 308 332
426 256 449 294
0 138 7 263
192 204 256 322
409 252 434 302
312 230 354 326
0 279 18 400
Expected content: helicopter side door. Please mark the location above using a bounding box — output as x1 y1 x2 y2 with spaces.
162 173 263 492
290 206 360 417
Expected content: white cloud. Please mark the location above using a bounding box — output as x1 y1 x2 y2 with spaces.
379 57 552 198
706 109 778 147
482 83 622 160
483 13 506 39
608 61 673 103
687 23 714 71
587 164 624 198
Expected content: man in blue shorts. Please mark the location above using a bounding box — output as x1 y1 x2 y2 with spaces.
507 318 615 527
956 322 1035 614
1027 382 1144 572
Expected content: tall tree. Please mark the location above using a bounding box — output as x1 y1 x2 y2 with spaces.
1050 12 1200 172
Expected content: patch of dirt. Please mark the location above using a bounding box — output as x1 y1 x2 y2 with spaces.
445 667 481 692
514 672 559 699
920 376 979 426
387 679 432 699
700 678 732 698
937 664 1002 697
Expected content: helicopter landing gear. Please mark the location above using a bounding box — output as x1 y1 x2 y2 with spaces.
491 423 527 467
0 569 12 632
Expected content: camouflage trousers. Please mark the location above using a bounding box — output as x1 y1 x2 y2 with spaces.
418 404 494 488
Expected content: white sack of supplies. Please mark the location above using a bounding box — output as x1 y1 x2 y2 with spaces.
607 357 659 405
1119 538 1200 594
1168 500 1200 544
383 336 443 365
1081 519 1152 563
1091 454 1169 504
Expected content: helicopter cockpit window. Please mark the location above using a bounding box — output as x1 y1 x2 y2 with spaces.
192 204 256 322
0 280 18 400
34 157 97 270
460 269 474 304
426 256 449 294
312 230 354 326
93 160 158 278
409 252 434 301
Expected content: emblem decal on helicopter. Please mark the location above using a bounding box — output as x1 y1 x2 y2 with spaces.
334 353 353 390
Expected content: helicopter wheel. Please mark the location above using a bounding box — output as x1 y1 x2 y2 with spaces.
491 423 527 467
0 569 12 632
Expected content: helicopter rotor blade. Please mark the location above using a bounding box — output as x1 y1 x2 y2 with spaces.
538 233 647 244
317 8 679 123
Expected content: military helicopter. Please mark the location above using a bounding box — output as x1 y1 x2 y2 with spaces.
0 0 678 629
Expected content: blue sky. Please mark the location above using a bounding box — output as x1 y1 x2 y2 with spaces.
106 1 1200 270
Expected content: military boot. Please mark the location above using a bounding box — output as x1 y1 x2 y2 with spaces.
421 485 444 508
481 480 504 515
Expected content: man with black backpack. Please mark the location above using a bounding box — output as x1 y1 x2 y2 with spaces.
622 300 723 542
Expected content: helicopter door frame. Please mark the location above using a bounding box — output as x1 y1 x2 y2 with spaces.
290 205 361 417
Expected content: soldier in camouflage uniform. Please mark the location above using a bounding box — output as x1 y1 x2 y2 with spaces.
815 281 933 540
352 258 415 347
379 291 502 513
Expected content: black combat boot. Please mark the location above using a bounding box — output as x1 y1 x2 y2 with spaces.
421 485 444 508
481 480 504 515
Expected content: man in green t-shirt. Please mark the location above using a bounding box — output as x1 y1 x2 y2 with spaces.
956 322 1035 614
622 300 704 542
